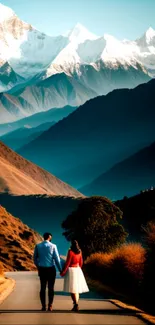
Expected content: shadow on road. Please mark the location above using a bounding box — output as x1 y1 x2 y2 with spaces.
54 290 112 299
0 308 140 315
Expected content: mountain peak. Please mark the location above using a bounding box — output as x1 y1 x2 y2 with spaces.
145 26 155 40
68 22 98 44
0 3 14 23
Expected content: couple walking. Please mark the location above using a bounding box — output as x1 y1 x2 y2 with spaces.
33 232 89 312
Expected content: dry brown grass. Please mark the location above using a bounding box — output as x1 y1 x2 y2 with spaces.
85 243 146 292
143 221 155 247
113 243 146 280
0 141 83 197
86 243 145 269
0 205 42 271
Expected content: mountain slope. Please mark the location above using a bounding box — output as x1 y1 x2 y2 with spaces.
0 205 42 271
0 141 83 197
0 122 54 150
0 72 97 122
0 60 24 92
115 189 155 241
18 79 155 189
80 141 155 200
0 105 76 136
0 61 149 123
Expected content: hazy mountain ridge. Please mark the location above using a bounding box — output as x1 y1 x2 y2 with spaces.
0 121 55 150
0 105 76 136
18 79 155 190
80 140 155 200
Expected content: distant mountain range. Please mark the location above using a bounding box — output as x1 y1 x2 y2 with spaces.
0 205 42 271
0 3 154 122
0 105 76 136
80 141 155 200
18 79 155 194
0 122 54 150
0 141 83 197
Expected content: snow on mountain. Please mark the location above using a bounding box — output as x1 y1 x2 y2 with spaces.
0 3 14 23
46 23 99 76
0 2 154 123
9 32 69 77
67 23 98 44
47 27 155 78
0 3 32 62
137 27 155 47
0 2 154 78
135 27 155 76
0 3 69 77
145 27 155 44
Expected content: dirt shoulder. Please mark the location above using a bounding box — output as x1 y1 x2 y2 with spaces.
0 276 15 305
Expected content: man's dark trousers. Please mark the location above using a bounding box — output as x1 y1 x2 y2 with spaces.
38 266 56 308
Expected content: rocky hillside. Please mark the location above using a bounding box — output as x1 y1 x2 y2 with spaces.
0 205 42 271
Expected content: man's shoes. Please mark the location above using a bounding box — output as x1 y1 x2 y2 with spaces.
41 306 46 311
48 305 53 312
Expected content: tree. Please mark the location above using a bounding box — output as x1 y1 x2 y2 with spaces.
62 196 127 259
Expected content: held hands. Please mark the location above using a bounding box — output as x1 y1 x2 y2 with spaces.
60 270 65 277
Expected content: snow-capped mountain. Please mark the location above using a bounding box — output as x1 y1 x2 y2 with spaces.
45 26 155 80
0 3 14 23
67 22 98 44
0 2 154 78
137 27 155 47
135 27 155 75
0 2 154 123
0 3 69 78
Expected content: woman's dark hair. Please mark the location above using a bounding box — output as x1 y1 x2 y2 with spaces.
70 240 81 254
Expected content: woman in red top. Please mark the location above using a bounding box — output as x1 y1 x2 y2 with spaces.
60 240 89 311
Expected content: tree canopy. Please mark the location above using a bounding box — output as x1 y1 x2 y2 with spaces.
62 196 127 258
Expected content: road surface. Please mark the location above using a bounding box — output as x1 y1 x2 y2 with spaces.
0 271 146 324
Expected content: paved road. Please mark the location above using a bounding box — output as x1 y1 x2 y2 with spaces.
0 272 145 324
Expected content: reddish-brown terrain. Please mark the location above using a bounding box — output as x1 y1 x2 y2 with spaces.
0 141 83 197
0 205 42 271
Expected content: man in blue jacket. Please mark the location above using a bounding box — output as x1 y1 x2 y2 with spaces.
33 232 62 311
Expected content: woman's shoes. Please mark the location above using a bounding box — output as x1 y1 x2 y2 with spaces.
48 305 53 312
71 303 79 312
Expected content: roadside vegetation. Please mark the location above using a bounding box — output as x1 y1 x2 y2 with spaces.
62 195 155 315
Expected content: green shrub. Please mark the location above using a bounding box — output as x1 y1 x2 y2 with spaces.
62 196 127 258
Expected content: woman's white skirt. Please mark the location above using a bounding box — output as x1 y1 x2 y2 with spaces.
63 267 89 293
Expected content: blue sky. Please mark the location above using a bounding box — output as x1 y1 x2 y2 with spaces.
1 0 155 39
